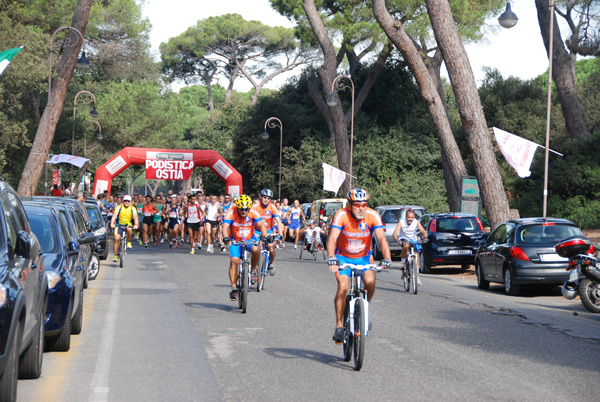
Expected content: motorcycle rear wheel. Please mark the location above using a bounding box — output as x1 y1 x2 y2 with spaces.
579 279 600 314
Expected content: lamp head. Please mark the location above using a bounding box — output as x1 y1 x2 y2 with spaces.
326 93 338 107
75 51 91 70
498 3 518 29
89 107 99 118
261 130 269 140
96 131 103 141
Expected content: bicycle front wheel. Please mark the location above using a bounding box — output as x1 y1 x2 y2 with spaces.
410 258 418 295
353 298 366 371
237 263 243 310
241 262 249 313
119 238 125 268
257 253 266 292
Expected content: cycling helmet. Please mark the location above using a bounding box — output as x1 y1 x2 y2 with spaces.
561 281 578 300
347 188 369 203
260 188 274 198
235 195 252 209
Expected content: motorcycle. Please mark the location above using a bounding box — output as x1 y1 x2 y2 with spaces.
555 236 600 313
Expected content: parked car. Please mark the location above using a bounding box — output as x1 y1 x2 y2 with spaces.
372 205 427 259
26 197 95 288
419 212 488 273
0 177 48 399
300 203 312 229
475 217 584 296
310 198 347 227
22 203 94 351
83 200 108 260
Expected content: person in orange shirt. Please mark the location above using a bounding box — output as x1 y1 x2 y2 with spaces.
251 189 282 276
327 188 391 343
222 195 268 301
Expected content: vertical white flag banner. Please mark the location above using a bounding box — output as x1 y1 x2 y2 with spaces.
323 163 347 193
493 127 539 178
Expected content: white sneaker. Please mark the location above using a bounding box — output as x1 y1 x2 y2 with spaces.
160 238 165 244
294 245 297 249
208 244 214 253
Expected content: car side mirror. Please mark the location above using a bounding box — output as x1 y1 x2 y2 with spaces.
15 230 31 258
78 232 96 245
86 221 94 231
68 240 80 255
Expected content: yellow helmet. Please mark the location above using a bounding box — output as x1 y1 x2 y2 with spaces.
235 194 252 209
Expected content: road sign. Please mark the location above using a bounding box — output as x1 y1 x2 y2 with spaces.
459 176 481 217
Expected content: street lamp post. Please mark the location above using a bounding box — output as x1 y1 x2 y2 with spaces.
326 75 355 188
499 2 554 218
73 90 98 155
261 117 283 200
85 120 103 158
48 26 90 96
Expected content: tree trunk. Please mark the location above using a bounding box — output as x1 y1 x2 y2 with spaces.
425 0 510 229
206 81 215 114
535 0 590 140
373 0 466 212
303 0 390 194
17 0 94 197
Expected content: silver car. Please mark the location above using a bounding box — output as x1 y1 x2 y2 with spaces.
372 205 427 259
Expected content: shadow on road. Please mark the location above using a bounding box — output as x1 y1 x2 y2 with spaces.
263 347 353 370
184 301 238 312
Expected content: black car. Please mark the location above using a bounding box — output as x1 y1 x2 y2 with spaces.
22 203 94 351
475 217 585 296
83 200 108 261
419 213 488 273
0 178 48 399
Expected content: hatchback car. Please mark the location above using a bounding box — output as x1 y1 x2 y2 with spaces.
475 218 585 296
23 203 94 351
419 213 488 273
83 200 108 260
310 198 347 227
372 205 427 259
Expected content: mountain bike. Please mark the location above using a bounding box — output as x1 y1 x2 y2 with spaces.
257 235 280 292
115 224 132 268
231 240 257 313
398 237 425 294
339 263 382 371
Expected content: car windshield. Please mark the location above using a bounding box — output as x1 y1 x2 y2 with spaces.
28 214 59 253
382 209 425 224
323 202 343 216
518 224 583 244
86 206 101 224
436 217 480 233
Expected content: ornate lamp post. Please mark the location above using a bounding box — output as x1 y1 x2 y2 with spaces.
326 74 355 188
261 117 283 200
499 2 554 218
48 26 90 96
72 90 98 155
85 120 103 157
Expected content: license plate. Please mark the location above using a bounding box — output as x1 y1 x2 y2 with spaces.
569 268 578 281
448 249 471 255
539 253 568 262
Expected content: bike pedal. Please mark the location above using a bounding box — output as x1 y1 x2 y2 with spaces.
335 341 342 345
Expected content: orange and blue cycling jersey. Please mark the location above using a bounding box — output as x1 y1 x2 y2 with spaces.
251 202 279 233
331 206 383 265
223 207 262 241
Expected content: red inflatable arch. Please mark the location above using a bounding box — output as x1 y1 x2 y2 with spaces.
92 147 243 197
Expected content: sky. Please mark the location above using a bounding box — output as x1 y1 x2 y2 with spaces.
141 0 559 91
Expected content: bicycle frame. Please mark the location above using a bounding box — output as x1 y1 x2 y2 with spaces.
342 264 379 337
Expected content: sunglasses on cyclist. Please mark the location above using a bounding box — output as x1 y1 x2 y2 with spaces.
238 208 250 212
262 196 271 200
352 202 368 209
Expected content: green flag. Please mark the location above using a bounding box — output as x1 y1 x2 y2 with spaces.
0 47 23 76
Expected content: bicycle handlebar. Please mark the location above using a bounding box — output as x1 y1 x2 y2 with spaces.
338 263 383 272
230 240 259 246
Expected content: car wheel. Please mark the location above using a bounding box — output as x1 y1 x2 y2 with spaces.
475 261 489 290
71 292 83 335
503 267 521 296
0 322 20 400
88 253 100 281
421 254 432 274
48 299 72 352
19 303 44 379
372 237 382 260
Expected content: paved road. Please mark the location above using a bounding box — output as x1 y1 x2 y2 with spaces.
17 239 600 401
